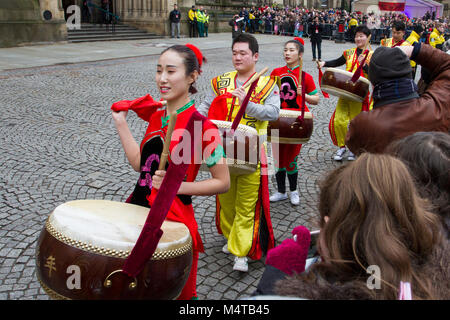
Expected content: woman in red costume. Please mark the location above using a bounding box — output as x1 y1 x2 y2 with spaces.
269 38 320 205
111 44 230 300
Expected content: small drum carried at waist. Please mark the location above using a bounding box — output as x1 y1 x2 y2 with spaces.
320 67 371 102
35 200 192 300
200 120 260 175
268 109 314 144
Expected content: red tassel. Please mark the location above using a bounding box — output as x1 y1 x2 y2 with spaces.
111 94 163 121
208 92 232 121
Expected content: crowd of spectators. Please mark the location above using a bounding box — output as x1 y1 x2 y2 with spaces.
232 4 449 43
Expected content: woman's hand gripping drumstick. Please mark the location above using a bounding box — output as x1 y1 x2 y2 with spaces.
153 112 177 190
231 67 269 106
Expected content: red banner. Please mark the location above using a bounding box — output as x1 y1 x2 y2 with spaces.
379 1 405 11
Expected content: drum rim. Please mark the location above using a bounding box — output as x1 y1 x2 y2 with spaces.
45 218 192 259
36 273 71 300
268 137 311 144
324 67 371 85
277 110 313 119
321 85 365 102
47 200 192 259
210 119 258 134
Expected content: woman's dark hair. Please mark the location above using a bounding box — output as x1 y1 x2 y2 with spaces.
354 25 371 37
161 45 206 94
285 39 304 54
386 132 450 238
232 33 259 55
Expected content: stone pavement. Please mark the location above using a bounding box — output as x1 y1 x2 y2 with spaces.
0 34 372 300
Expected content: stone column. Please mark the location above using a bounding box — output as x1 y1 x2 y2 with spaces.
142 0 149 18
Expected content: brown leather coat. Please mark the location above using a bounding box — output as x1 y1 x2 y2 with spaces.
346 44 450 155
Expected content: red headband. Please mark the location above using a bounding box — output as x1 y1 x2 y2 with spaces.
185 43 204 71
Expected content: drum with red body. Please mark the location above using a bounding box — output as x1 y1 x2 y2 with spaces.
200 120 260 175
268 109 314 144
35 200 192 300
320 67 371 102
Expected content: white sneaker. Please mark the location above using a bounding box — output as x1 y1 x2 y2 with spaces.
222 243 230 254
269 192 288 202
333 147 347 161
290 190 300 205
233 256 248 272
347 151 356 161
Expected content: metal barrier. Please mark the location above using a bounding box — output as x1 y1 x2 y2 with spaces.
252 19 395 44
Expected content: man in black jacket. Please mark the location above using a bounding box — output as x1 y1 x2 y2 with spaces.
169 4 181 38
229 14 245 40
309 16 323 61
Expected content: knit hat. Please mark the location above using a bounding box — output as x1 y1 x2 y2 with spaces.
369 46 412 86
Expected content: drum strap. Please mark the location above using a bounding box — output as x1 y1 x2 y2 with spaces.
299 71 306 122
230 77 259 133
122 111 206 278
350 50 369 83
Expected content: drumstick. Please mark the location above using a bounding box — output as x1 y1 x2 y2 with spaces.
158 112 177 171
364 35 372 52
242 67 269 89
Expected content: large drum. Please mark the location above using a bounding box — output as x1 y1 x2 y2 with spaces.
320 67 371 102
200 120 260 175
268 110 314 144
35 200 192 300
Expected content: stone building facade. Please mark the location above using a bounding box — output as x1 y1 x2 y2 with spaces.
0 0 66 48
0 0 342 48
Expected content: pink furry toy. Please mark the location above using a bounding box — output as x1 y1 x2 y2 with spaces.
265 226 311 275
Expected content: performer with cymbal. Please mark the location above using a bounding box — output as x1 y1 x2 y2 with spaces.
111 44 230 300
318 25 373 162
197 33 279 273
269 37 319 206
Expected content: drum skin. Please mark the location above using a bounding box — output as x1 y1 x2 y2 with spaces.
320 68 370 102
268 112 313 144
35 220 192 300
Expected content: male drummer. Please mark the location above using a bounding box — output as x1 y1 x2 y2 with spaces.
318 25 373 161
381 21 408 48
197 33 280 272
381 21 417 79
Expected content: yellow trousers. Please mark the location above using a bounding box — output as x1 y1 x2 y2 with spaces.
218 165 261 257
330 97 370 147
